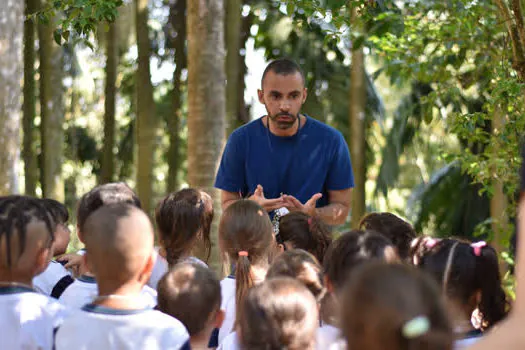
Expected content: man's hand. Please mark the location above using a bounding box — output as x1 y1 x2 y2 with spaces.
282 193 322 217
248 185 285 212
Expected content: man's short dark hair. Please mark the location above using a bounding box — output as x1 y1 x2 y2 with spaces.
261 58 305 87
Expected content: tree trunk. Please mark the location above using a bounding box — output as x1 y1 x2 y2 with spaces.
187 0 226 272
349 13 366 229
225 0 241 134
135 0 157 214
166 0 186 193
0 0 24 195
101 22 118 184
38 7 65 201
490 104 508 270
23 0 38 196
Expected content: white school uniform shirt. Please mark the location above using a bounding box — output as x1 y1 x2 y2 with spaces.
317 324 341 350
33 260 71 296
59 275 157 308
147 249 208 289
218 331 240 350
0 285 70 350
54 303 189 350
218 276 237 345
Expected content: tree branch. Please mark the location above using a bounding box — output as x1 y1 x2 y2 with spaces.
495 0 525 79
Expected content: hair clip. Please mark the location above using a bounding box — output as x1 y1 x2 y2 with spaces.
238 251 249 257
402 316 430 339
471 241 487 257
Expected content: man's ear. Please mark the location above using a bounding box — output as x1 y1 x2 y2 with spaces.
138 252 155 284
214 309 225 329
302 87 308 104
257 89 265 104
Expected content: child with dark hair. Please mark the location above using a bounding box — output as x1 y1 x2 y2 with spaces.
238 277 319 350
276 212 332 263
33 198 74 297
415 238 509 347
0 195 70 350
157 263 224 350
58 183 156 308
359 212 417 261
320 229 399 349
149 188 213 288
217 199 275 345
55 204 189 349
341 262 453 350
220 249 326 349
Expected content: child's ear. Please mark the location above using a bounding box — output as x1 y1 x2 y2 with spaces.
277 243 285 253
214 309 225 329
138 253 155 284
324 276 334 293
34 246 52 276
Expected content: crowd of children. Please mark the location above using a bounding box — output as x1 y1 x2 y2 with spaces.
1 148 525 349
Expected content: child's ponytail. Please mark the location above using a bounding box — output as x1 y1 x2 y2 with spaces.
474 243 509 329
235 250 253 321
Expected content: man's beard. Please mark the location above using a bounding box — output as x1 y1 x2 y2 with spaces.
268 112 299 130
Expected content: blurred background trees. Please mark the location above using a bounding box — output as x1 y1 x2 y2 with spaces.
2 0 524 265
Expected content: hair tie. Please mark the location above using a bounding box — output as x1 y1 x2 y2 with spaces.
425 238 438 249
402 316 430 339
471 241 487 257
238 251 249 257
307 217 312 226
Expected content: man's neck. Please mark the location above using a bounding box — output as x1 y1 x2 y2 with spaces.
266 115 304 137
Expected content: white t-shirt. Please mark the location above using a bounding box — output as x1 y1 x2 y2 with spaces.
59 275 157 309
147 250 208 289
218 331 240 350
54 304 189 350
0 285 70 350
218 276 237 345
33 260 72 296
317 324 341 350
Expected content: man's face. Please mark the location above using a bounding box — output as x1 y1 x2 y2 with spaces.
258 71 307 130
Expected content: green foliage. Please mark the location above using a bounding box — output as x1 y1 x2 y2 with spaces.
31 0 123 48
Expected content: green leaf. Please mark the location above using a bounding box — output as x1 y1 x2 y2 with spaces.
62 30 70 42
287 2 296 16
53 29 62 45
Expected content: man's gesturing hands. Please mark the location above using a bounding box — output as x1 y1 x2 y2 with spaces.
248 184 322 216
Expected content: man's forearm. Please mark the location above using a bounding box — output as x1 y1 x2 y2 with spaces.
314 203 350 226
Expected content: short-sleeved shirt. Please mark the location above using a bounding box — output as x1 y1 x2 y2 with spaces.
54 304 189 349
59 276 157 309
0 285 70 350
215 116 354 208
33 260 73 297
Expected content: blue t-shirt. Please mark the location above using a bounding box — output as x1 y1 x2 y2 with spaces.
214 116 354 208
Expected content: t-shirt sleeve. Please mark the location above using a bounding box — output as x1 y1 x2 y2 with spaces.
326 132 354 190
214 131 246 194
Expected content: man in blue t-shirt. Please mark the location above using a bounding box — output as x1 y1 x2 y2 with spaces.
214 58 354 225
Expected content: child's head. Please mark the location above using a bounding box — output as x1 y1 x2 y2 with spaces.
0 196 56 281
323 229 399 292
359 212 416 261
76 182 141 241
41 198 70 256
82 203 154 291
239 277 318 350
342 262 453 350
416 238 508 330
218 199 274 319
277 212 332 263
266 249 325 302
157 263 223 340
155 188 213 265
